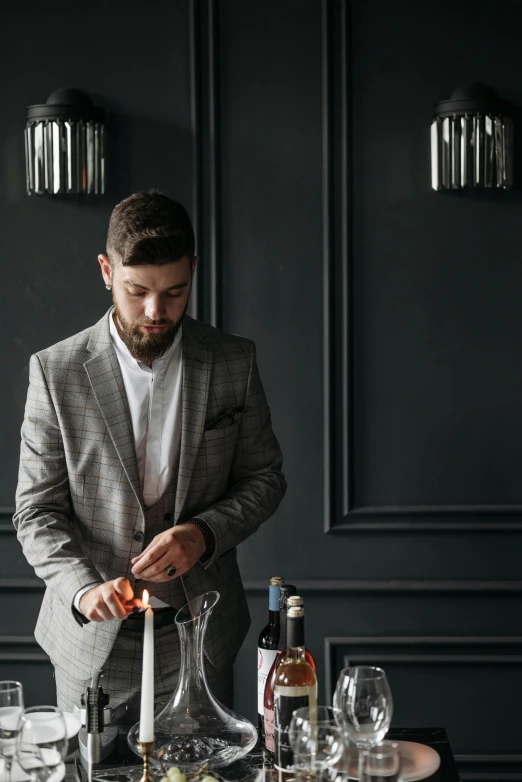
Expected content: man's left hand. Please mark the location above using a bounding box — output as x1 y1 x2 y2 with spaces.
130 523 206 582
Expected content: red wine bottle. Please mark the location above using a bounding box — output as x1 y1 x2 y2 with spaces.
263 584 296 754
257 576 284 736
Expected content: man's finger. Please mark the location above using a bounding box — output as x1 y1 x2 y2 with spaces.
131 543 167 576
93 601 113 621
104 590 127 620
131 540 156 564
113 577 134 601
146 567 185 583
134 551 176 581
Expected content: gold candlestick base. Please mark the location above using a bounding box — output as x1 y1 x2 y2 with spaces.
138 740 155 782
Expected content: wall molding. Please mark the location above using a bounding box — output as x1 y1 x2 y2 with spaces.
207 0 221 328
0 578 44 590
457 754 522 782
325 634 522 702
188 0 202 321
244 579 522 594
187 0 221 327
321 1 522 532
0 635 48 663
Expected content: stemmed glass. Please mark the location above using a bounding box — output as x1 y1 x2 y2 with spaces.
16 706 68 782
333 666 393 778
0 681 24 782
289 706 347 781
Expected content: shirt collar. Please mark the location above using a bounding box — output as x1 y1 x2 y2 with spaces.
109 308 182 371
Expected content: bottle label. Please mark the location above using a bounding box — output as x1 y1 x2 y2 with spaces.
264 705 275 753
258 647 278 715
274 686 317 771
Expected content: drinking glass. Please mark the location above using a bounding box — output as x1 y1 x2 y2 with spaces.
16 706 68 782
359 741 401 782
333 666 393 750
0 681 24 782
289 706 347 781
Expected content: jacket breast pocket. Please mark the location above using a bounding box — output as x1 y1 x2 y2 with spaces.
200 420 239 452
193 422 239 481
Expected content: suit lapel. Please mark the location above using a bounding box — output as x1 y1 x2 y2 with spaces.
83 311 142 505
175 318 212 521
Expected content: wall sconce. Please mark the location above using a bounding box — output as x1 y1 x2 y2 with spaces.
431 83 513 191
25 88 106 196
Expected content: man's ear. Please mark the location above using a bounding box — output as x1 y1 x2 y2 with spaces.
191 256 199 275
98 254 112 287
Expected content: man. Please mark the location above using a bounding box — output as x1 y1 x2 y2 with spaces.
14 191 286 720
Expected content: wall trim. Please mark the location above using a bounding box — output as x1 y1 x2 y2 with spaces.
336 506 522 531
243 579 522 594
187 0 220 327
0 635 48 663
457 754 522 782
188 0 202 321
321 0 333 532
321 1 522 532
0 636 40 645
207 0 221 328
324 635 522 703
0 578 44 590
0 653 48 663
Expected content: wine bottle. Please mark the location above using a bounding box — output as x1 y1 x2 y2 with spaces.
257 576 284 736
263 584 296 754
287 595 316 670
274 604 317 777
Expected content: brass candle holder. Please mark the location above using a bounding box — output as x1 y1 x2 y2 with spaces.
138 740 155 782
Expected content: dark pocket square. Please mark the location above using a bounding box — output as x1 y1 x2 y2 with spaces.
204 405 250 431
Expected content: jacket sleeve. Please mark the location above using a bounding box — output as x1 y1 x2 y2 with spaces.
193 343 287 567
13 354 103 610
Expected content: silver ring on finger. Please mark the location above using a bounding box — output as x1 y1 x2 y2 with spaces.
165 565 177 578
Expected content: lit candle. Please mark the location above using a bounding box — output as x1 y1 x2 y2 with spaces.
139 589 155 743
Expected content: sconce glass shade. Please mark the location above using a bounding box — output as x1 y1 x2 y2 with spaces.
25 88 106 196
431 83 513 191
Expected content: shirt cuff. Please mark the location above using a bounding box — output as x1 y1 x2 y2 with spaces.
73 582 102 614
186 518 216 563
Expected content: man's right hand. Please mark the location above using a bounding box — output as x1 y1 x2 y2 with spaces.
79 578 141 622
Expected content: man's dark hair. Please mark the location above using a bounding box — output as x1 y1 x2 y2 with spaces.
106 190 195 267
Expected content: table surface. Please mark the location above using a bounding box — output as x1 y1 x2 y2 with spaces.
67 727 461 782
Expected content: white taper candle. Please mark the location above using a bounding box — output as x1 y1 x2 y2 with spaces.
139 590 155 742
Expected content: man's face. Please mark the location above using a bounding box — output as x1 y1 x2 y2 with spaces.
98 254 198 364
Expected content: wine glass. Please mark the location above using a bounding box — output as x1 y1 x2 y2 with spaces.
333 666 393 750
289 706 347 781
0 681 24 782
16 706 68 782
359 741 402 782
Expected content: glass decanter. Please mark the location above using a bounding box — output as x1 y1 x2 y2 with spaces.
127 590 257 772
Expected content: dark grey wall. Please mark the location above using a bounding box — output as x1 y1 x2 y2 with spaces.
2 1 522 779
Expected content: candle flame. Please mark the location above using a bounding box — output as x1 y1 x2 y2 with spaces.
142 589 149 608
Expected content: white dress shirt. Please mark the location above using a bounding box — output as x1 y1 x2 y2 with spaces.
74 310 183 611
108 311 183 507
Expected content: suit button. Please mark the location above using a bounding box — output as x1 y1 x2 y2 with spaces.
133 531 144 542
164 513 173 521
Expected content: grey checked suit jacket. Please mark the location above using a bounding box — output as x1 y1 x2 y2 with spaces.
14 309 286 679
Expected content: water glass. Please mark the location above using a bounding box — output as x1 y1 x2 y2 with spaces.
16 706 68 782
359 741 401 782
289 706 346 781
0 681 24 781
333 666 393 749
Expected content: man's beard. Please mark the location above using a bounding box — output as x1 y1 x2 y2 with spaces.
112 300 187 364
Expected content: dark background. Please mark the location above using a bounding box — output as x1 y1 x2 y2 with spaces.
2 1 522 779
